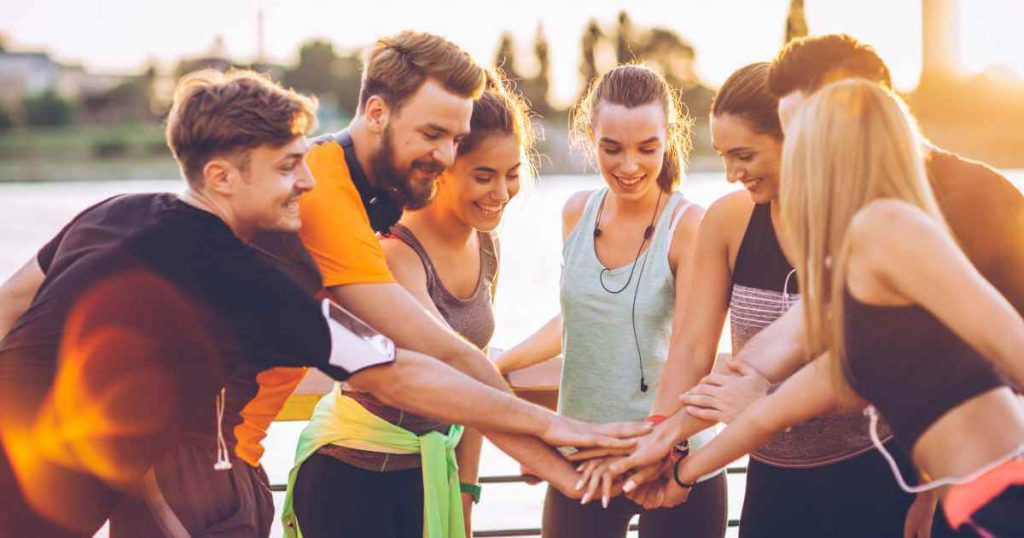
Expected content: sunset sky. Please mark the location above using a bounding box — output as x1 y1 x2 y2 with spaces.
4 0 1022 105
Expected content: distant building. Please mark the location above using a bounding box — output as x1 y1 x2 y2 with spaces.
0 50 125 105
0 51 62 103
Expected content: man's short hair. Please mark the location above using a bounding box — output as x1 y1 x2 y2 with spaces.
767 34 892 98
166 69 318 187
358 31 486 113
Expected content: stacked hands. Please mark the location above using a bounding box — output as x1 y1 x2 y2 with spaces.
535 356 770 510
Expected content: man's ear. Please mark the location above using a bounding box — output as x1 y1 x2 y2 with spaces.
363 95 392 134
202 158 236 196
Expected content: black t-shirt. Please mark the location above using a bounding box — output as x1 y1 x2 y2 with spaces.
0 197 347 448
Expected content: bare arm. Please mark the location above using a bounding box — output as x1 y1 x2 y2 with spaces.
730 301 807 383
349 348 550 432
495 191 593 375
650 201 725 418
341 241 647 496
676 354 854 483
494 314 562 375
0 257 45 340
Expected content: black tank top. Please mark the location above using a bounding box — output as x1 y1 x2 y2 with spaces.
731 203 883 467
843 287 1005 451
732 203 797 295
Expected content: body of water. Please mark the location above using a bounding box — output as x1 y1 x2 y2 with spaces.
1 170 1020 537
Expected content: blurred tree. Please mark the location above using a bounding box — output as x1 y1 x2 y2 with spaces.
616 11 636 63
285 39 339 97
643 28 698 89
284 39 363 117
79 64 158 124
493 32 522 83
0 102 13 130
786 0 809 43
333 52 362 117
23 90 74 127
0 34 7 52
520 23 552 116
579 19 602 96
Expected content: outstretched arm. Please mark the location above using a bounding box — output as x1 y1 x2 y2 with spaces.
675 353 852 485
332 283 649 497
494 314 562 375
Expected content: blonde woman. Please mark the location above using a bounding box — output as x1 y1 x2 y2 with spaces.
670 80 1024 536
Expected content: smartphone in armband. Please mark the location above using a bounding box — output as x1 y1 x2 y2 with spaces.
322 299 396 374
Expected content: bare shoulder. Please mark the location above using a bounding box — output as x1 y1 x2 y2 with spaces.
670 197 705 244
848 199 952 272
699 189 756 244
380 236 427 286
849 199 939 245
562 189 596 240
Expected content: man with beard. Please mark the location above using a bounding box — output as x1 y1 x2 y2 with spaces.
284 31 597 535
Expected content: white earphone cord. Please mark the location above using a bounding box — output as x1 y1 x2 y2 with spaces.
866 406 1022 494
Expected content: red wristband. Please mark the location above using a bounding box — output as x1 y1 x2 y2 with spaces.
645 414 668 425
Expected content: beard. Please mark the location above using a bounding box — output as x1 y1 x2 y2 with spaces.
372 126 443 210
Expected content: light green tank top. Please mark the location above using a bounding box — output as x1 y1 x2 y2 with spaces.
559 189 714 453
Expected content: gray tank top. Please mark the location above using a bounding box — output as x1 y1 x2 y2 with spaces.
321 225 499 472
559 189 714 453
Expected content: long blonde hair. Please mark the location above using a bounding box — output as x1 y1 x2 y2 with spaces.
780 79 945 386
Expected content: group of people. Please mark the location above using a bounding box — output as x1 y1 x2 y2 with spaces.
0 27 1020 538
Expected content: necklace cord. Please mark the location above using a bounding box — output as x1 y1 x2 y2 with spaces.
593 189 664 392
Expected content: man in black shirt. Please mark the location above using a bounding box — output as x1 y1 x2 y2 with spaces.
0 70 644 537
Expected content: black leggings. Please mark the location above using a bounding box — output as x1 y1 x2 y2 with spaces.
541 471 728 538
293 452 424 538
739 448 916 538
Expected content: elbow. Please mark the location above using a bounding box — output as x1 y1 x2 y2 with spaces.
345 362 410 408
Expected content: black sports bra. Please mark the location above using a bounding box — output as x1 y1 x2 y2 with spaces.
842 287 1004 451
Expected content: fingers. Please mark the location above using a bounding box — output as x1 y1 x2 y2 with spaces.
609 451 656 482
698 373 733 387
575 459 597 498
595 420 653 439
685 405 721 422
678 392 720 409
601 468 613 508
566 447 631 462
620 460 666 494
648 484 666 510
581 461 603 506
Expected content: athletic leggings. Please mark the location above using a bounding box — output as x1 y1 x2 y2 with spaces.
739 447 916 538
542 471 728 538
293 452 425 538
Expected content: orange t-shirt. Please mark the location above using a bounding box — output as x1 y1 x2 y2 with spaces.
298 136 396 287
234 367 308 467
